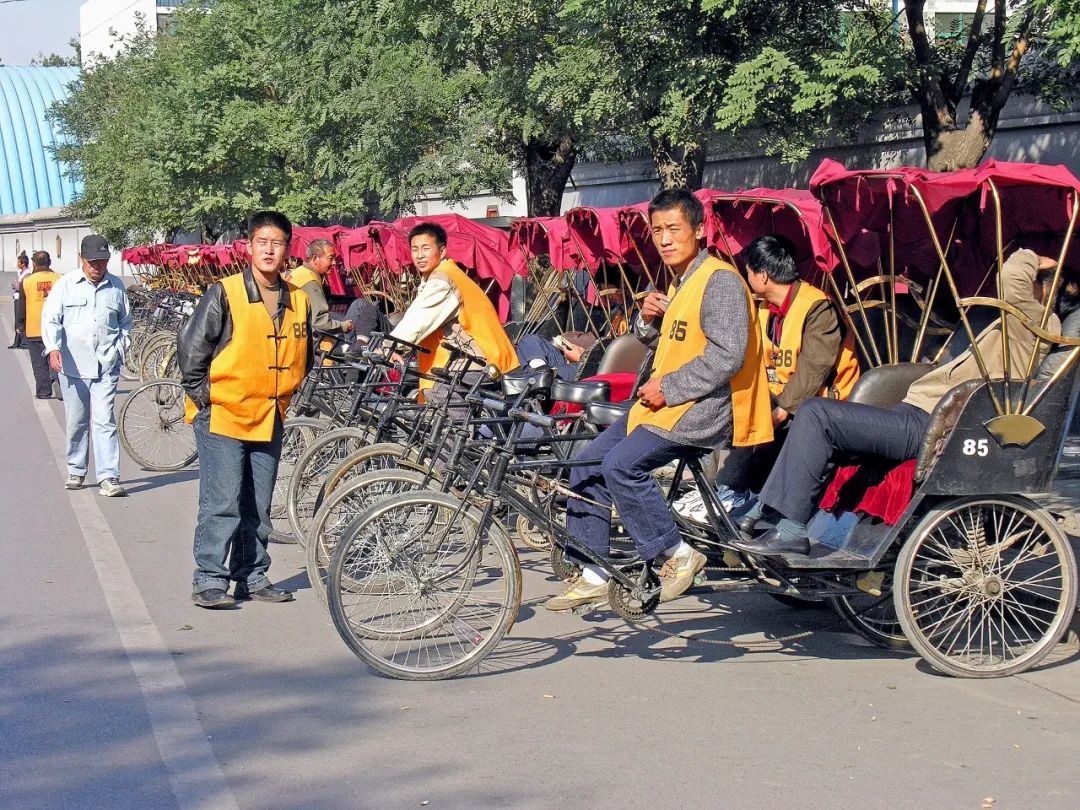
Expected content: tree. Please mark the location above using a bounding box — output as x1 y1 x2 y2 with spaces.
51 1 510 244
904 0 1080 170
31 38 82 67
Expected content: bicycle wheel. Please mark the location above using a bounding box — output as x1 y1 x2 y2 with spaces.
139 332 176 381
320 442 430 502
285 427 373 546
328 490 521 680
269 417 329 544
118 380 197 471
122 323 152 381
895 496 1078 678
306 469 430 608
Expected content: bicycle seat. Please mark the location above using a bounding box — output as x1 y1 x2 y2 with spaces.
551 378 611 405
584 400 632 427
501 366 556 396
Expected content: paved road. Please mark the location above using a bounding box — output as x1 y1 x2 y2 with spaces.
1 308 1078 810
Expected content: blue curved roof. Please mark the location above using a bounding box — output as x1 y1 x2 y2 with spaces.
0 66 82 216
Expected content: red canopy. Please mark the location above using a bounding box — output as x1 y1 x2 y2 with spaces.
563 207 623 272
509 216 574 271
697 188 838 282
810 158 1080 294
394 214 527 286
289 225 348 261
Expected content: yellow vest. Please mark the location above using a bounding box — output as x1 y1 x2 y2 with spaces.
628 256 773 447
417 260 518 390
21 270 61 338
185 273 310 441
758 282 860 401
288 266 319 289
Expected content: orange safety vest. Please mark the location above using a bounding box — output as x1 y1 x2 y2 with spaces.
185 273 310 441
758 282 860 401
288 266 319 288
628 256 773 448
21 269 61 338
417 260 518 389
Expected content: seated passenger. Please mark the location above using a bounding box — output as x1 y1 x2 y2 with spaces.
388 223 518 391
515 331 597 380
343 296 392 346
545 189 773 611
735 248 1060 556
676 235 860 521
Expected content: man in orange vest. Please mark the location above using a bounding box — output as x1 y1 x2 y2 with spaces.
545 189 773 611
15 251 62 398
177 211 313 609
388 223 518 392
676 235 861 523
288 239 353 336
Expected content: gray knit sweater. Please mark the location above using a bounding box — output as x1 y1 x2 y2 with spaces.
633 250 750 449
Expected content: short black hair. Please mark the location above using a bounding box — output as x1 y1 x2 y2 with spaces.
647 188 704 230
744 235 799 285
31 250 51 268
247 210 293 242
408 222 447 249
1054 277 1080 322
16 252 28 267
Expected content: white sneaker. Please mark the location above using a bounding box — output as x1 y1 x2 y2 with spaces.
99 478 127 497
673 489 704 520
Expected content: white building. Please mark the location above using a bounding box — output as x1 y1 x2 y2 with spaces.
80 0 184 66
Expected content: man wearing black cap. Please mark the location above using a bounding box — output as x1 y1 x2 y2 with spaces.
41 235 131 496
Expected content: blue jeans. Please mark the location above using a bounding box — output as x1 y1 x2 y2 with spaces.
566 415 689 561
191 409 282 594
58 368 121 481
515 334 577 380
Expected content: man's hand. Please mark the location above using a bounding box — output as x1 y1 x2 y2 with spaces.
771 406 789 427
640 292 670 323
561 343 583 364
48 350 62 373
1038 255 1058 271
342 319 354 332
637 376 667 410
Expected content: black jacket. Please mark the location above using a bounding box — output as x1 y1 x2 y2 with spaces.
177 268 314 409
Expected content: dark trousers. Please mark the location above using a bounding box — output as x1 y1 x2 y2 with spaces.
191 409 283 594
515 334 577 380
760 398 931 525
567 415 688 561
25 338 55 397
714 421 790 493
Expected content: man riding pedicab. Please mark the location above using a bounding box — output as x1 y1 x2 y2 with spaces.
545 189 774 612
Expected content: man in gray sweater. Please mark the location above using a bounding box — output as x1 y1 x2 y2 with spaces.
546 189 772 611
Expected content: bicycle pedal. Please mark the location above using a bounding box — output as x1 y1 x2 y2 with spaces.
571 600 608 615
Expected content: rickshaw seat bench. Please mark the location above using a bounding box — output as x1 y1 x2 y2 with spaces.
819 379 984 525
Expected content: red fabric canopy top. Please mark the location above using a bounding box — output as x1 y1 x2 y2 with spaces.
509 216 574 271
395 213 527 286
289 225 348 261
697 188 838 285
339 222 413 275
563 206 624 273
810 158 1080 296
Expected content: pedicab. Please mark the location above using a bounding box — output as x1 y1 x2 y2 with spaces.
325 160 1079 681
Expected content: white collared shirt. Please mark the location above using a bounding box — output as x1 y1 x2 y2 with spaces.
41 271 132 379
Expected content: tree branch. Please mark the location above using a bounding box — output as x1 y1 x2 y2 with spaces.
994 6 1037 109
990 0 1007 77
951 0 988 104
905 0 933 68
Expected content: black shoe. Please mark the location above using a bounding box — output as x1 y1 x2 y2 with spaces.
192 588 238 609
36 394 52 400
729 528 811 557
737 504 778 537
234 582 294 602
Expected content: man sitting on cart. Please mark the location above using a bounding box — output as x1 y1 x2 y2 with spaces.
676 234 860 522
735 248 1060 557
388 223 518 395
545 189 774 612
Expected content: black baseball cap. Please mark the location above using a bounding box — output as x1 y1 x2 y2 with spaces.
80 234 111 262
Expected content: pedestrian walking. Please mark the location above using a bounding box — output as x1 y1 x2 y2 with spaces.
41 235 131 496
15 251 62 398
177 211 313 609
9 251 30 349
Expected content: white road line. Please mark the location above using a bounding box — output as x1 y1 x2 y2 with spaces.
1 315 238 810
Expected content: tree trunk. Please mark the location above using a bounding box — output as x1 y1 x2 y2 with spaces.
649 133 707 190
523 135 576 217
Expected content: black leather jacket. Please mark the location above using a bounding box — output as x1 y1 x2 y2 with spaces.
177 268 314 409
